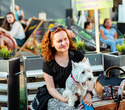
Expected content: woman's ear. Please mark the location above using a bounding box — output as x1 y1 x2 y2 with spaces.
51 43 54 47
50 41 54 47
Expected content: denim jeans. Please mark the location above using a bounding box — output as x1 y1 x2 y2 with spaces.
100 38 123 52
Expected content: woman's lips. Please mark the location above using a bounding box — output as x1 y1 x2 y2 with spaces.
62 46 66 48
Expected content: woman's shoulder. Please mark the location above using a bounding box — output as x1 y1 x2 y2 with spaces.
13 21 21 25
70 50 84 55
43 59 55 67
111 28 116 31
70 50 84 62
100 26 105 30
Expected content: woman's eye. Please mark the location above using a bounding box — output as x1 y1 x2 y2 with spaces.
58 40 62 42
64 38 67 40
82 71 85 74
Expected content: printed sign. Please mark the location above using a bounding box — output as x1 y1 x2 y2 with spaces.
75 0 113 11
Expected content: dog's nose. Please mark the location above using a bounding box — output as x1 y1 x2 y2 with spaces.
88 77 91 81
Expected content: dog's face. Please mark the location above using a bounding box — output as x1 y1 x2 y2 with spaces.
72 58 94 84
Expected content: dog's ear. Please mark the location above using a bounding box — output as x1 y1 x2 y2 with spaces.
71 60 76 69
85 58 90 65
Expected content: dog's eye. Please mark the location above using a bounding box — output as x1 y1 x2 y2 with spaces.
82 71 85 74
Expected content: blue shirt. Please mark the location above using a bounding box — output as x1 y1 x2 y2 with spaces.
15 10 22 21
100 26 116 40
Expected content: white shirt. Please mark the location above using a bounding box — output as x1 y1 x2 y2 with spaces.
9 21 25 40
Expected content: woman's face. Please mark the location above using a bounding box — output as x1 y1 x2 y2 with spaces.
51 31 69 53
15 5 20 11
104 19 111 28
88 23 93 29
6 14 14 24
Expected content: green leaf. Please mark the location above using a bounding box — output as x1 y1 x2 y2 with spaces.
74 40 85 50
116 43 125 53
0 47 12 59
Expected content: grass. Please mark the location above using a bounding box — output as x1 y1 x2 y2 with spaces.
20 87 27 110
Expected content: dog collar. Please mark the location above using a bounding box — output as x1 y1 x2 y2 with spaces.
71 73 79 83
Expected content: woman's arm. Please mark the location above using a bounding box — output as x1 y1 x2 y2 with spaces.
0 27 10 35
100 29 108 40
43 72 69 103
114 33 117 40
79 57 94 109
79 80 93 109
10 22 20 37
0 22 20 38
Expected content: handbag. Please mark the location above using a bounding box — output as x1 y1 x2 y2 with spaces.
95 66 125 100
30 85 52 110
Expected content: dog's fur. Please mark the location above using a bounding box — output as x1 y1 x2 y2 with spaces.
63 58 94 107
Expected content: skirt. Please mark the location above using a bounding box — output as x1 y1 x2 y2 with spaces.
48 88 84 110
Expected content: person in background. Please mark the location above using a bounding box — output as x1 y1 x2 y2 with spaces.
18 15 27 29
75 21 95 45
67 29 76 38
0 12 25 48
84 21 94 33
31 25 93 110
100 18 122 52
15 4 24 21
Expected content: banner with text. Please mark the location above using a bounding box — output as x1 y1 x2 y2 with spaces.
75 0 113 11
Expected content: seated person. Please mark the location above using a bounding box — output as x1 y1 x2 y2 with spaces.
18 15 27 29
0 12 25 49
100 18 122 52
67 29 76 42
26 37 39 50
31 26 93 110
75 22 95 48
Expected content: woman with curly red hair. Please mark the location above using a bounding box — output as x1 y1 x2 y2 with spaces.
31 26 93 110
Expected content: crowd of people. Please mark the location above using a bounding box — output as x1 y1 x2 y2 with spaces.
0 4 124 110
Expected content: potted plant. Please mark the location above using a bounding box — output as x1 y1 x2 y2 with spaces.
0 46 13 60
74 40 85 54
38 44 42 57
0 46 20 110
104 44 125 77
116 43 125 55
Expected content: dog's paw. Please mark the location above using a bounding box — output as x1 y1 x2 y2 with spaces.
62 91 67 97
68 102 74 107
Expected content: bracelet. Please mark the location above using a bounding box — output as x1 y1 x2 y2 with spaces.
87 90 93 97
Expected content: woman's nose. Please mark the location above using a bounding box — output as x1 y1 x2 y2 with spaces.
62 40 65 45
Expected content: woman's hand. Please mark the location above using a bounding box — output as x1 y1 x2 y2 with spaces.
0 27 2 32
79 93 92 109
62 97 69 103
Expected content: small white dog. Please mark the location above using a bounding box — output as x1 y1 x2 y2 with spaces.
63 58 94 107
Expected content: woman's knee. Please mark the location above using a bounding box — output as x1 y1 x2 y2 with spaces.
105 40 115 47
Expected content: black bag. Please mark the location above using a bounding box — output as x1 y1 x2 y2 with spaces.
31 85 52 110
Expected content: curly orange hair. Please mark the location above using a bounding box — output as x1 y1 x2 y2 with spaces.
41 28 77 61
